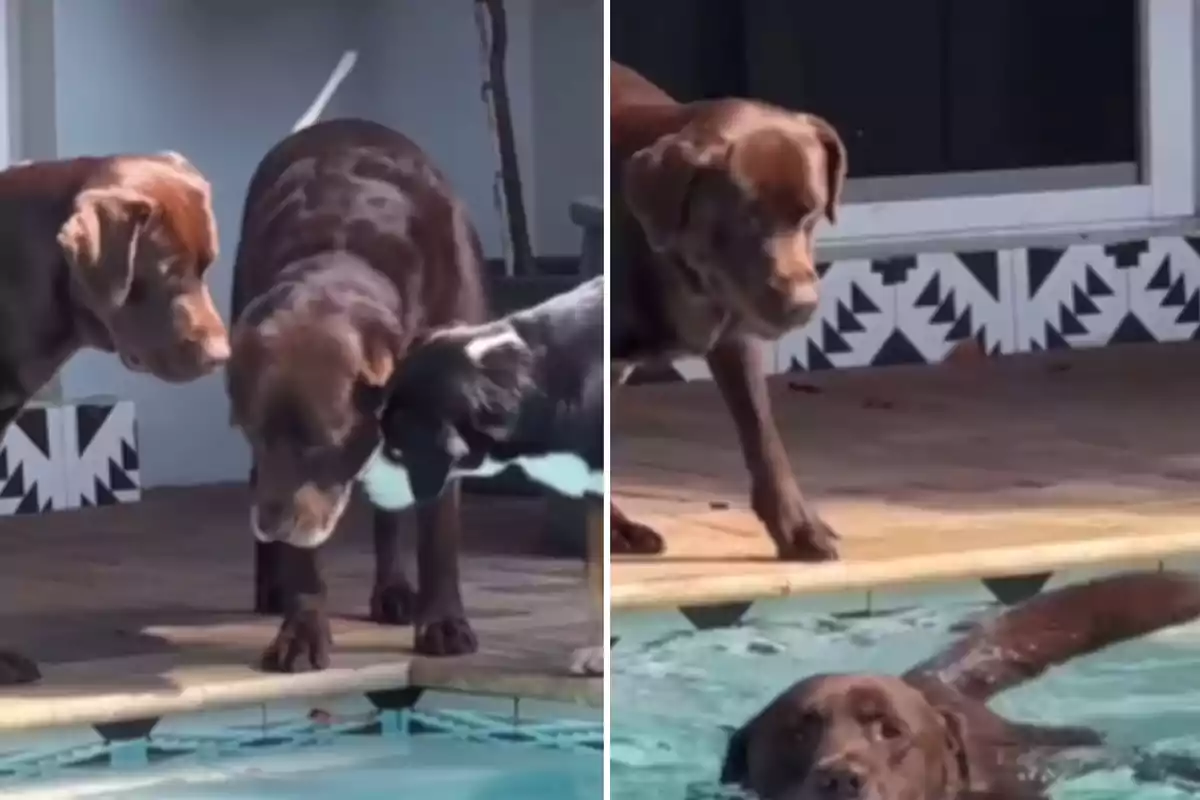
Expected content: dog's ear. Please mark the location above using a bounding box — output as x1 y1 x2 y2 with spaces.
807 115 847 224
58 186 156 309
358 321 401 389
463 328 534 438
936 705 973 794
623 131 720 252
719 723 751 786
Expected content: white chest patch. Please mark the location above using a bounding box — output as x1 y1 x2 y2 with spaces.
359 447 603 511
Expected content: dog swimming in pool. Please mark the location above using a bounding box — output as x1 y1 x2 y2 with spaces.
359 274 604 510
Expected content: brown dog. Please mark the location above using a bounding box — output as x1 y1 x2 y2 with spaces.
722 571 1200 799
0 152 228 685
226 118 488 672
610 62 847 561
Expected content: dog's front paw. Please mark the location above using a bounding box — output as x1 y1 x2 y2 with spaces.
0 649 39 685
568 645 604 677
752 482 840 562
259 599 332 673
612 516 666 555
414 615 478 657
370 580 416 626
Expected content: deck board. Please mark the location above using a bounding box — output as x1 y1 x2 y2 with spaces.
612 342 1200 610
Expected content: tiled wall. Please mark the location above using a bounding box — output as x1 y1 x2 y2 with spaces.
626 235 1200 383
0 398 140 517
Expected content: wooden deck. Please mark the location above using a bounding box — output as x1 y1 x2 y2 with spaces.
0 487 599 732
612 342 1200 610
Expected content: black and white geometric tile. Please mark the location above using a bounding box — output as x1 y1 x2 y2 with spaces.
895 251 1017 362
60 398 141 508
1013 243 1135 352
1123 238 1200 344
0 405 68 515
777 258 898 371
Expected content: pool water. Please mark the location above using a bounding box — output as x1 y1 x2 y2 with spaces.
611 583 1200 799
0 706 602 800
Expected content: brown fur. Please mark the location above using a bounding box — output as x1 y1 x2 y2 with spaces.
722 571 1200 799
0 152 227 686
609 62 846 561
226 118 487 672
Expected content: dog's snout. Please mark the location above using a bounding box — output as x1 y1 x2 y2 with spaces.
812 764 864 799
198 333 231 366
761 279 819 331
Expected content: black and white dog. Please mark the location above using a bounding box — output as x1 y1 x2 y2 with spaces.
360 274 604 510
359 275 605 676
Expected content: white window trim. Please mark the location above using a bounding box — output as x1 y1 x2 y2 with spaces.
819 0 1196 247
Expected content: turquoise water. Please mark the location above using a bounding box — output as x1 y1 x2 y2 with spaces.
0 706 602 799
611 594 1200 799
6 737 600 799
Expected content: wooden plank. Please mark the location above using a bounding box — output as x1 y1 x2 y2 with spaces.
612 343 1200 609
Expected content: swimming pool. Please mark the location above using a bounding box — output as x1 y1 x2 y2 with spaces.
610 567 1200 799
0 693 602 799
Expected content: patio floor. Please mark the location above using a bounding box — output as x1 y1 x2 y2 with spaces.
0 488 599 731
612 341 1200 610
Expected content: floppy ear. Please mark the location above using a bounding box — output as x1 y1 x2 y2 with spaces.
807 115 848 224
463 329 534 437
719 724 751 786
622 132 716 252
58 186 155 309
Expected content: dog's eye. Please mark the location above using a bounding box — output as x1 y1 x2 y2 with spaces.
866 716 903 741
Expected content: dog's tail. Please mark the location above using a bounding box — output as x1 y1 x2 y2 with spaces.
292 50 358 133
904 570 1200 701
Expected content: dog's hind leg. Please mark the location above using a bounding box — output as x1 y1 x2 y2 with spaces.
369 508 416 626
413 479 478 656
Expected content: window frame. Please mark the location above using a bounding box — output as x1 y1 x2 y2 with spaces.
820 0 1196 247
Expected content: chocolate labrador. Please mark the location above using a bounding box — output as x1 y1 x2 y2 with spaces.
721 570 1200 799
610 61 847 561
0 151 228 685
225 118 488 671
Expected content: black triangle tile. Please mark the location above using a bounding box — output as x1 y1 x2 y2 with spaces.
75 404 114 457
108 459 138 493
870 330 926 366
94 476 118 507
946 308 974 341
815 262 831 278
1178 292 1200 325
1044 322 1071 350
959 251 1001 300
121 440 139 472
836 302 865 334
1110 313 1157 344
1163 275 1188 308
15 486 39 515
80 495 93 508
1059 304 1088 337
914 273 941 308
0 464 25 499
822 321 852 355
1030 340 1045 353
1072 285 1100 316
15 409 50 459
930 291 958 325
1147 255 1173 291
0 449 7 481
41 495 53 513
1104 240 1148 269
806 341 835 371
1085 267 1115 298
1027 248 1065 299
624 365 685 385
1186 237 1200 263
850 284 881 315
871 256 917 287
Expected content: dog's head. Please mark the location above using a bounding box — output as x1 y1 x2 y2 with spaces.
226 308 398 548
623 101 846 339
58 152 228 381
720 675 970 800
359 324 534 511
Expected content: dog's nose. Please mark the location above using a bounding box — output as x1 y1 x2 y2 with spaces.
763 280 819 331
812 764 864 799
197 334 231 367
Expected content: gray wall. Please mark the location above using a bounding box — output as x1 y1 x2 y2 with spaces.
48 0 601 487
